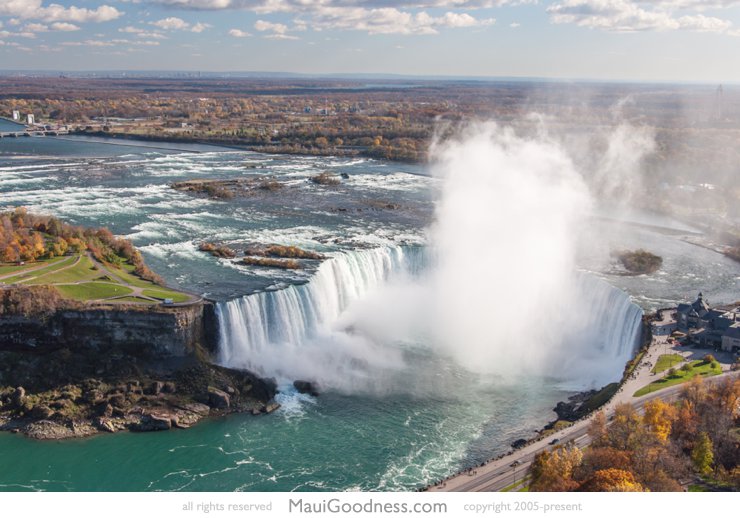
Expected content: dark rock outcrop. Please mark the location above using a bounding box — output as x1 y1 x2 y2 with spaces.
293 380 320 397
207 387 231 409
511 439 527 449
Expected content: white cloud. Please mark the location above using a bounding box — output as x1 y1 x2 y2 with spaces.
191 22 212 32
228 28 252 37
0 1 122 23
510 22 520 28
61 39 116 47
152 17 190 30
305 7 495 35
547 0 734 33
144 1 501 35
119 26 144 33
50 22 81 31
254 19 295 38
24 23 49 33
150 17 211 32
149 1 515 9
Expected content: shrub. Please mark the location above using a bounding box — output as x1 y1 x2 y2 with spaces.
310 172 340 186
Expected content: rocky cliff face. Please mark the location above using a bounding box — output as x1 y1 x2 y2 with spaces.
0 301 278 439
0 303 211 357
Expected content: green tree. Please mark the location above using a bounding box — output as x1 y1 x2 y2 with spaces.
691 432 714 475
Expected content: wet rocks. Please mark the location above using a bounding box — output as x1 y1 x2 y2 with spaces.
511 439 527 449
207 387 231 409
11 387 25 408
132 414 173 432
293 380 320 397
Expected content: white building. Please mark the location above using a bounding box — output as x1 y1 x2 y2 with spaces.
12 110 20 121
26 114 35 125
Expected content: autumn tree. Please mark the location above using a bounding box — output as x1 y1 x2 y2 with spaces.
578 468 646 492
691 432 714 475
643 399 677 444
530 445 583 492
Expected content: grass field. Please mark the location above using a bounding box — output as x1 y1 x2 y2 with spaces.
109 296 157 304
115 263 159 288
56 282 134 301
0 256 68 276
2 252 194 304
141 288 191 303
634 360 722 397
652 353 685 373
26 255 102 285
0 256 77 284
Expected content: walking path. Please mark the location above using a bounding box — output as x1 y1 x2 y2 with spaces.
0 256 76 282
1 253 201 306
429 325 738 492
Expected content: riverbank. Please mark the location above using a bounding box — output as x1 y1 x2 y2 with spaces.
0 283 280 440
72 129 422 164
427 304 739 492
423 311 654 491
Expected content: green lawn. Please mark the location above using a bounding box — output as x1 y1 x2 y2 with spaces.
56 282 134 301
141 288 191 303
113 263 159 288
3 253 193 304
0 255 76 284
581 383 619 413
108 296 157 304
0 256 68 276
652 354 685 374
27 255 102 285
634 360 723 397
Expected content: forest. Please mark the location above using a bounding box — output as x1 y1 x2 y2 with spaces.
529 376 740 491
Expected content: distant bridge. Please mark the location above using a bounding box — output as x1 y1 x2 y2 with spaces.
0 129 69 138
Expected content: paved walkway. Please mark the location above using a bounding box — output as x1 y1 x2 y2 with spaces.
0 255 76 282
1 253 201 306
429 325 739 492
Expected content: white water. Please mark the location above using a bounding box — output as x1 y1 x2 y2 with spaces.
216 245 642 392
217 121 649 393
216 246 428 393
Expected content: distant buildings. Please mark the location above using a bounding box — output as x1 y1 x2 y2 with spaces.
12 110 20 121
676 292 710 329
26 114 35 125
672 293 740 353
723 326 740 353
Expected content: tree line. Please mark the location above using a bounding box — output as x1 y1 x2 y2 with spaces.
0 208 163 285
530 375 740 491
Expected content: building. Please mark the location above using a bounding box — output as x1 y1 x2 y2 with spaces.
676 292 710 329
722 324 740 353
26 114 35 125
651 308 677 335
12 110 20 121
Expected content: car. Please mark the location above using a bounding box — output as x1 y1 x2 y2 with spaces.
549 438 560 445
509 461 520 467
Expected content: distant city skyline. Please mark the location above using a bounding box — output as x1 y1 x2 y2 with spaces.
1 1 739 83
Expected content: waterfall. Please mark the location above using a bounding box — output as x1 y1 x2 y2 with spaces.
215 246 428 391
216 246 642 392
555 274 643 388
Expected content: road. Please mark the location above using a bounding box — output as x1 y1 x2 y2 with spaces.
429 329 739 492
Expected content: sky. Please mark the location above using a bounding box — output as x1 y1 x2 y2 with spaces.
0 0 739 82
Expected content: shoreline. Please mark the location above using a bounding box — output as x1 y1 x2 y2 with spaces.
421 311 654 491
72 129 423 165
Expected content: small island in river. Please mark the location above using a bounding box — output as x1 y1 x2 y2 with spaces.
615 249 663 275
